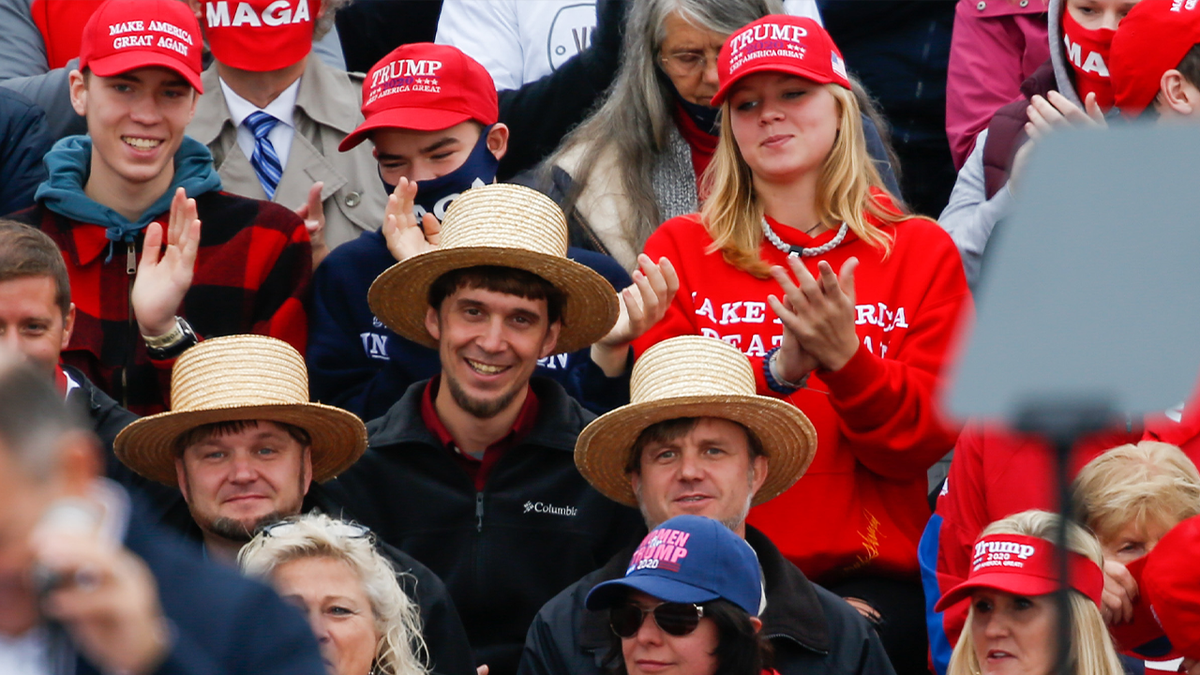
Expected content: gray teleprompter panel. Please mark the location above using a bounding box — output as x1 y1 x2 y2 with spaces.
947 124 1200 421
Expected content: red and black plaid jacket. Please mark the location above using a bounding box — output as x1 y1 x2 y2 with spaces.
13 191 311 415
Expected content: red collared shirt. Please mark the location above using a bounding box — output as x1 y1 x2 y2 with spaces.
419 376 541 491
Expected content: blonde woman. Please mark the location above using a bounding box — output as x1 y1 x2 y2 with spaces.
631 14 971 671
240 514 429 675
937 510 1125 675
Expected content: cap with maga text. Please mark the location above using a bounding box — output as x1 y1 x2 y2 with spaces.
339 43 498 152
934 533 1104 612
1110 515 1200 661
79 0 204 92
711 14 850 107
585 515 763 616
203 0 317 72
1111 0 1200 116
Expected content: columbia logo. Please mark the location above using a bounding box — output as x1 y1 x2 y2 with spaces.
523 501 578 516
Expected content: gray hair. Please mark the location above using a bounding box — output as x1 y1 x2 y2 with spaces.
239 513 429 675
0 352 83 482
545 0 783 256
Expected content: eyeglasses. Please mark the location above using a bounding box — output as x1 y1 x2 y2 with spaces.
609 601 705 638
260 520 371 539
659 49 719 78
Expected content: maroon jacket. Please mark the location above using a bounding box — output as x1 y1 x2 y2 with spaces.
982 59 1059 199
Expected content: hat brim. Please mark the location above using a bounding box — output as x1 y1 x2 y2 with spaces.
88 52 203 94
339 108 475 152
113 402 367 486
934 572 1065 613
711 63 845 107
368 246 620 355
575 395 817 508
585 576 722 611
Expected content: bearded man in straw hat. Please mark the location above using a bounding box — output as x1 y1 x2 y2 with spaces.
518 336 896 675
319 181 675 675
113 334 478 675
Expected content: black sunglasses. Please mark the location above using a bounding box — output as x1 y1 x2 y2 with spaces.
609 602 705 638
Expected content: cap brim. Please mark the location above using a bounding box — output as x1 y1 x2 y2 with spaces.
711 63 841 107
1109 556 1184 660
367 246 620 355
88 52 203 94
339 108 475 152
575 395 816 508
933 573 1064 613
585 576 722 611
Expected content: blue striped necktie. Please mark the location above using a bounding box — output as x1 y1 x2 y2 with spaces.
245 110 283 199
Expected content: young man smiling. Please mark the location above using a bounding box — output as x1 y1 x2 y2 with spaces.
10 0 311 416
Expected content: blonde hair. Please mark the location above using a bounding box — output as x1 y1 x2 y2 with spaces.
239 514 429 675
946 510 1124 675
1073 441 1200 545
701 84 918 278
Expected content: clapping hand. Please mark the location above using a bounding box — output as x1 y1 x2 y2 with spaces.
294 181 329 269
591 254 679 376
381 177 441 262
132 187 200 338
767 256 859 379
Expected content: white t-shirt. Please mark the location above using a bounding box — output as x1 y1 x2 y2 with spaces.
435 0 822 91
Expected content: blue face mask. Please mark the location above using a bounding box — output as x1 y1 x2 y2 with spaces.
676 94 720 136
380 125 501 221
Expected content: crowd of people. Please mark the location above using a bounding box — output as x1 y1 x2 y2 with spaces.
0 0 1198 674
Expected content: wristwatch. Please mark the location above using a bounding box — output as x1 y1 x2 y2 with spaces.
142 317 198 360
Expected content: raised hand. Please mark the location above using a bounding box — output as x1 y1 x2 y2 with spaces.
1099 558 1138 625
767 256 859 374
294 181 328 268
1024 90 1106 142
591 254 679 376
381 177 441 263
132 187 200 338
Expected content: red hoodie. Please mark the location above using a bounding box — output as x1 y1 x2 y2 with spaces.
635 197 973 584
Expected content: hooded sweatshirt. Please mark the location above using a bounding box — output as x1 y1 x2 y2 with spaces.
13 135 311 415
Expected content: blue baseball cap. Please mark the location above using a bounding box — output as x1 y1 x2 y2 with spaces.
585 515 763 616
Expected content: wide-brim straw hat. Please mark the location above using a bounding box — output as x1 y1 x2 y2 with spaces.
575 335 818 508
114 335 367 485
367 183 620 354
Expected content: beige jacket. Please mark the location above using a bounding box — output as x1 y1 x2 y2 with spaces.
188 56 389 251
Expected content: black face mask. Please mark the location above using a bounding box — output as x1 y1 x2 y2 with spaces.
665 79 720 135
380 125 501 221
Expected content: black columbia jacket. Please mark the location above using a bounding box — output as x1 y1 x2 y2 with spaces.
319 377 644 675
517 526 898 675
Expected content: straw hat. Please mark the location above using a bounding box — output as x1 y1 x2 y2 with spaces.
575 336 818 508
367 183 620 354
114 335 368 485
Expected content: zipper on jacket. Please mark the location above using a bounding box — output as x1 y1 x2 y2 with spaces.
122 240 136 408
475 492 484 532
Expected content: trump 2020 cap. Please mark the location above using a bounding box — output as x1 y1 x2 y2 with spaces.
339 43 498 152
203 0 317 72
585 515 763 616
79 0 204 92
711 14 850 107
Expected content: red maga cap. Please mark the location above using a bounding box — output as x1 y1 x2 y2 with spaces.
339 43 498 152
203 0 317 72
1111 0 1200 117
1112 515 1200 661
79 0 204 92
711 15 850 107
934 534 1104 613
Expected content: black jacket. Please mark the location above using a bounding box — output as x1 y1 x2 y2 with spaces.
0 87 52 216
319 377 644 675
516 526 897 675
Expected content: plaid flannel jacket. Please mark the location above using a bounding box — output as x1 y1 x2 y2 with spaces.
16 190 312 415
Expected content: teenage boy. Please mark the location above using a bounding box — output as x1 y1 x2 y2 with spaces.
309 42 676 420
318 182 673 675
187 0 388 263
1110 0 1200 119
10 0 312 416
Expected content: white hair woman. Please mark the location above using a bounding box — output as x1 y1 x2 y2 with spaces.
938 510 1125 675
240 514 429 675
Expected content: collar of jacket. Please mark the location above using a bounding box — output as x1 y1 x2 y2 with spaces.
578 525 832 656
190 55 364 146
366 376 596 454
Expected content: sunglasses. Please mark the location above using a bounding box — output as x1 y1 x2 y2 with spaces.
609 602 705 638
260 520 371 539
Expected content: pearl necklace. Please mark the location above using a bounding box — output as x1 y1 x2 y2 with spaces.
761 217 849 258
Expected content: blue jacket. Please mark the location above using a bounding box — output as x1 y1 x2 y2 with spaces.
0 87 52 216
308 229 633 421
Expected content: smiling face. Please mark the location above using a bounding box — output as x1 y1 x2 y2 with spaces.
726 73 841 188
425 284 560 420
69 66 197 197
629 418 768 537
0 276 74 376
1099 516 1174 564
272 555 380 675
175 421 312 545
621 590 720 675
1066 0 1140 31
969 590 1057 675
658 11 728 107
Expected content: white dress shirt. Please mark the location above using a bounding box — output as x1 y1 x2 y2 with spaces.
218 76 302 170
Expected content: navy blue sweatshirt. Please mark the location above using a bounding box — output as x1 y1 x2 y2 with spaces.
307 229 633 421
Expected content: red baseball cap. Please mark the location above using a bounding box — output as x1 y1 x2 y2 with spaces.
934 534 1105 613
79 0 204 93
711 15 850 107
1111 0 1200 117
339 43 498 152
1111 515 1200 661
203 0 317 72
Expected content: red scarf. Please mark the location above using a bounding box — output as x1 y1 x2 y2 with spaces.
673 104 719 195
1062 9 1116 110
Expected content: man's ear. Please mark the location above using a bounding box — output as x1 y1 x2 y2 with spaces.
539 320 562 359
424 306 442 342
1159 69 1200 117
68 70 88 117
749 453 769 496
175 456 192 504
300 446 313 494
487 123 510 162
748 616 763 633
60 303 76 352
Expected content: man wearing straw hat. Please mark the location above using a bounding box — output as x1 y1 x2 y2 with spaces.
319 181 669 675
518 336 896 675
113 334 478 675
